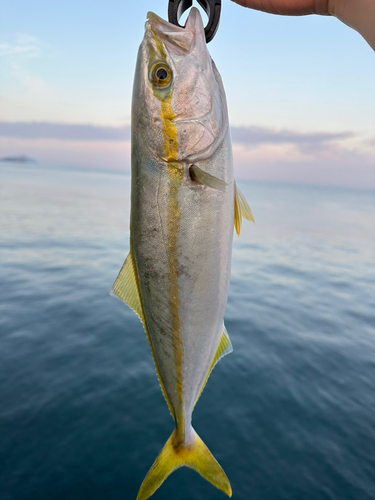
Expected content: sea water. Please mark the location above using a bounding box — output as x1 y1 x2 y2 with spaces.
0 162 374 500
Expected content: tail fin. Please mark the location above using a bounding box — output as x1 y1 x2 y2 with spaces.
136 428 232 500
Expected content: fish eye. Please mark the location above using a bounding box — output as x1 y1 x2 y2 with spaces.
150 63 172 88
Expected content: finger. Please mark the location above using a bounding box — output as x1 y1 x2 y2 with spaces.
230 0 331 16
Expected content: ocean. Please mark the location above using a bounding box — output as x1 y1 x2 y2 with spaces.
1 162 375 500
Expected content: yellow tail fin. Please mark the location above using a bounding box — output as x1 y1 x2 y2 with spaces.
137 428 232 500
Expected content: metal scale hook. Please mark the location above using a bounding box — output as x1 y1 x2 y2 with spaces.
168 0 222 43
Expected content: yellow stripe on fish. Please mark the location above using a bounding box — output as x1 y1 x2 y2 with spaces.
151 29 185 430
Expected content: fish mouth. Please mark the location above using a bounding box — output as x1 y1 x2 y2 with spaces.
147 11 184 31
147 7 203 33
146 8 205 53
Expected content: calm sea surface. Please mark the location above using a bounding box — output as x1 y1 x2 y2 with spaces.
1 162 375 500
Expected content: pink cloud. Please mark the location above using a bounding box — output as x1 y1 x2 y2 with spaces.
1 122 374 188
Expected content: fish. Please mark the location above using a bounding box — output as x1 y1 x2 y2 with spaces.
111 7 254 500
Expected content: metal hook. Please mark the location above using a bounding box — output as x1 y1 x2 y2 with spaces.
168 0 221 44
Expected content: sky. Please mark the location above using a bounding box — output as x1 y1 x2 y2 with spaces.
0 0 374 188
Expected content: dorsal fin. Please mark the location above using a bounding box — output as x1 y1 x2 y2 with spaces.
111 250 174 416
234 181 255 236
194 325 233 408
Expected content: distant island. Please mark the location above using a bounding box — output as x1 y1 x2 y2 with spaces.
0 155 36 163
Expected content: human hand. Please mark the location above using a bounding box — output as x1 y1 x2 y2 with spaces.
230 0 375 51
230 0 331 16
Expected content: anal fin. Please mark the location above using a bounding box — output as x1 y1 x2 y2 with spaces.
210 325 233 368
194 325 233 407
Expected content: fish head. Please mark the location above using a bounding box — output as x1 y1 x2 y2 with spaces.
133 7 228 164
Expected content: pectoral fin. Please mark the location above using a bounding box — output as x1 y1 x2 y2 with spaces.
234 181 254 236
189 165 227 190
194 325 233 408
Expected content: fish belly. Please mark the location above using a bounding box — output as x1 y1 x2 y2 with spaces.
131 138 234 424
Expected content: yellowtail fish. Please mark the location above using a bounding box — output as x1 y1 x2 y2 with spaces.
111 7 253 499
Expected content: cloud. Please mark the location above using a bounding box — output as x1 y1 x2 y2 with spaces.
231 126 355 155
0 34 52 99
231 126 375 171
0 121 367 163
231 126 352 146
0 122 131 141
230 127 375 188
0 122 354 147
9 64 52 94
1 121 374 188
0 34 43 58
